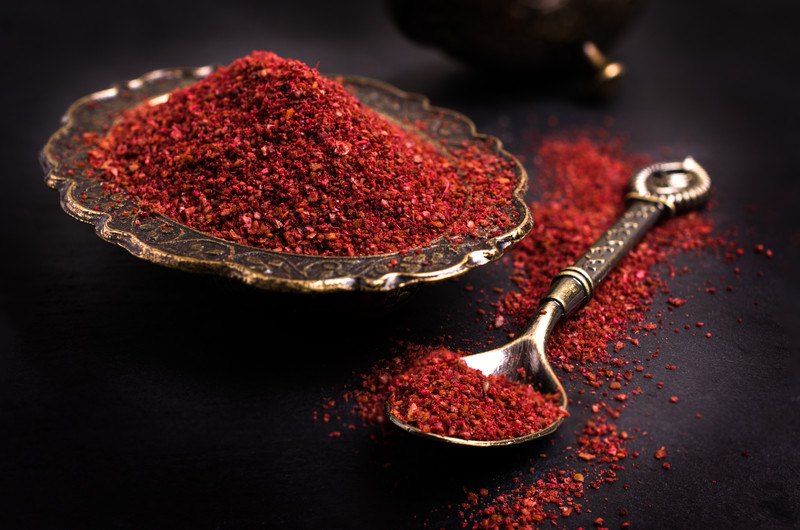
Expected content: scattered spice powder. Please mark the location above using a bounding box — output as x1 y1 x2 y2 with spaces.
495 137 718 380
467 471 584 526
317 132 733 528
84 51 518 256
495 139 716 373
463 416 628 527
387 348 565 440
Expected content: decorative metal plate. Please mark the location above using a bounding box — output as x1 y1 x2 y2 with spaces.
41 66 532 293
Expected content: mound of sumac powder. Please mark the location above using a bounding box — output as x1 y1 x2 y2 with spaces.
387 348 565 441
85 51 519 256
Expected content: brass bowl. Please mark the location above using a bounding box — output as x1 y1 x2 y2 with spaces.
41 66 532 293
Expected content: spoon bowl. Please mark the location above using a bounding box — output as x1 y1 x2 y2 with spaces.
388 300 568 447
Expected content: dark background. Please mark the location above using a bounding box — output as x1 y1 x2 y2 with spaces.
1 1 799 528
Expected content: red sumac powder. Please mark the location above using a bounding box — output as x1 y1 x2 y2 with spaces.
498 137 717 370
321 133 727 528
86 51 519 256
387 348 565 441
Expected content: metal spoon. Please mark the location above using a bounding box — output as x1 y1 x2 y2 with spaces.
387 157 712 446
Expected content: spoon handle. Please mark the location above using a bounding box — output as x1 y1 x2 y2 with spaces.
543 157 711 318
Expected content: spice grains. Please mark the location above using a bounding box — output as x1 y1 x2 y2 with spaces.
86 51 519 256
387 347 566 441
319 132 726 528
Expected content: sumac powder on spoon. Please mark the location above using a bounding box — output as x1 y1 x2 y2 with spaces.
387 347 566 441
85 51 519 256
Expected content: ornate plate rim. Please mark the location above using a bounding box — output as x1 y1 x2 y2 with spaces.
40 66 532 293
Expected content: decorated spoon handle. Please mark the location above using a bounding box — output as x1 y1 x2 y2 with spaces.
543 157 711 318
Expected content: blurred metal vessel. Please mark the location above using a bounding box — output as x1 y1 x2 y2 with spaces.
388 0 643 91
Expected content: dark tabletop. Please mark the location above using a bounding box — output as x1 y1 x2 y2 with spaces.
1 1 799 529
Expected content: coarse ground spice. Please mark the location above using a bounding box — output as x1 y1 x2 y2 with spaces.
464 416 629 527
84 51 519 256
497 137 718 371
316 132 734 528
387 347 565 440
457 136 723 527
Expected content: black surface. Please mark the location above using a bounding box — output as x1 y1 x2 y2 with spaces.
2 1 799 529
